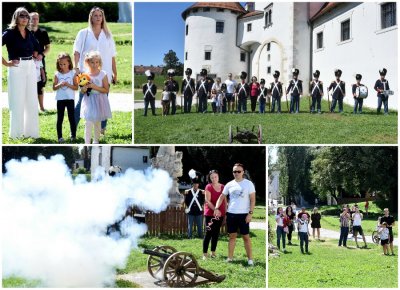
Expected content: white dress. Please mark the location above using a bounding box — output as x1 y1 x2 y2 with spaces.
80 70 112 122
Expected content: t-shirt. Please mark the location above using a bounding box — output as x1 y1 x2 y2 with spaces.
204 183 225 217
298 219 309 232
162 91 170 101
275 214 283 227
380 215 395 233
225 79 236 94
222 178 255 214
55 70 76 101
352 213 362 226
379 227 389 240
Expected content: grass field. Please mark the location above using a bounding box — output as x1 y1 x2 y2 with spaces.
122 230 266 288
268 237 397 288
133 98 397 144
2 22 132 93
2 109 132 144
3 230 266 288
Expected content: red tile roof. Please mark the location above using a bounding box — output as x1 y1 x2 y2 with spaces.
182 2 247 19
239 10 264 19
134 65 164 75
310 2 340 22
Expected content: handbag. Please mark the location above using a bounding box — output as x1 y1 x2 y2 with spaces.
283 226 289 233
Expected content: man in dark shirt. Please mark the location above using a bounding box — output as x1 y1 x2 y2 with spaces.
286 68 303 114
166 69 179 115
380 208 395 255
328 69 346 113
181 68 195 113
374 68 391 115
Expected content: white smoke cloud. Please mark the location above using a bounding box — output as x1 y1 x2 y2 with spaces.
2 155 172 287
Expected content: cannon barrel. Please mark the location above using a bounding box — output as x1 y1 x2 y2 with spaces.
142 248 172 259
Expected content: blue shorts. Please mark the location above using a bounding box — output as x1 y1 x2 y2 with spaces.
226 213 250 235
226 93 234 102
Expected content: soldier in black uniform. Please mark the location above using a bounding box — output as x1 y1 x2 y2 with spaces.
352 74 364 114
374 68 390 115
258 78 268 113
328 69 346 113
142 70 157 116
270 70 283 113
181 67 195 113
287 68 303 113
309 70 323 114
196 68 211 113
236 71 250 113
166 69 179 115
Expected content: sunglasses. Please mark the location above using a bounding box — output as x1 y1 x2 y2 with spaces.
19 14 30 19
233 171 242 174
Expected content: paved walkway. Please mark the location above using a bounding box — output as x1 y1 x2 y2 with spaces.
2 92 133 112
250 221 267 230
318 227 398 246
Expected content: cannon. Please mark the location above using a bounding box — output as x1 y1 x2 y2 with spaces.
143 245 226 287
229 125 262 144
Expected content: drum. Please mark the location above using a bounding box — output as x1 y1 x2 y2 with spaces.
355 86 368 98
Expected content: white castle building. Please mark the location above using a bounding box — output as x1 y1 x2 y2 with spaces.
182 2 398 109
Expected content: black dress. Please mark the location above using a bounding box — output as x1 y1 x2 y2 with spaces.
311 213 321 228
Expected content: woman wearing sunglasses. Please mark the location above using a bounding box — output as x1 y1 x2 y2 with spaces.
2 7 41 139
214 163 256 266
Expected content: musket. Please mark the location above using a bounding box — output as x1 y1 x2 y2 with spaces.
327 86 331 112
268 96 271 113
308 94 312 113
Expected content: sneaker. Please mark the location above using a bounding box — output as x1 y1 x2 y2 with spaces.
391 253 395 256
58 138 64 143
226 258 233 263
202 256 207 261
288 242 292 245
247 259 254 266
211 254 216 258
70 137 76 142
282 248 287 253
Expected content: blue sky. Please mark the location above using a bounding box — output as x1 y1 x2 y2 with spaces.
134 2 189 66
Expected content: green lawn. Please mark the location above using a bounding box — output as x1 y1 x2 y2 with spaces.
269 237 397 288
122 230 266 288
2 109 132 144
133 98 397 144
2 22 132 93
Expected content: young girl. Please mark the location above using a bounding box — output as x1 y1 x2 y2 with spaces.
161 82 170 116
53 52 78 143
80 51 112 144
379 222 390 255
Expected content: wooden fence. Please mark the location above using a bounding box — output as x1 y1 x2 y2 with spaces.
144 206 227 236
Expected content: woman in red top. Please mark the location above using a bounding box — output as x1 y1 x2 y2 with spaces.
203 170 226 260
250 76 260 113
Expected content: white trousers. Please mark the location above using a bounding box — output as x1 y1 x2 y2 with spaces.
85 120 101 144
8 59 39 138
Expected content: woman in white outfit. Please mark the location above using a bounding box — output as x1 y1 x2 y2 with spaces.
2 7 40 139
73 6 117 134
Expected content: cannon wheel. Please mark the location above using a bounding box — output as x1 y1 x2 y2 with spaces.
228 125 233 144
163 251 199 287
147 245 177 279
257 125 262 144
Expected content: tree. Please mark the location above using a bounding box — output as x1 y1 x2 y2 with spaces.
162 50 183 76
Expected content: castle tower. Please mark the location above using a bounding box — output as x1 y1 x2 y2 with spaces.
182 2 248 80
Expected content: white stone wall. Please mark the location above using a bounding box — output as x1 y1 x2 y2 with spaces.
312 2 398 109
184 8 246 80
268 170 280 200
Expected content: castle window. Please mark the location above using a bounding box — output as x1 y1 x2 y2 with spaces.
267 66 271 74
186 24 189 36
381 2 396 29
240 52 246 62
265 4 273 28
193 8 198 13
317 32 323 49
205 51 211 60
341 19 350 41
217 8 224 12
267 54 271 61
267 42 271 51
216 21 224 33
185 52 188 61
247 23 252 32
203 8 210 12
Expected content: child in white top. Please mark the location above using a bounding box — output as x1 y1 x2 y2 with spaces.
80 51 112 144
298 214 310 254
379 222 390 255
53 53 78 143
161 82 170 116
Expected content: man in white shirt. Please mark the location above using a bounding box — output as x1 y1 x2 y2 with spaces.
214 163 256 266
224 73 236 113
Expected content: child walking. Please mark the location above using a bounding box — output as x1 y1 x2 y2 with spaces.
53 53 78 143
80 51 112 144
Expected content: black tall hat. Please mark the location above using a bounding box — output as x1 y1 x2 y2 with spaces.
167 68 175 77
185 68 192 75
200 68 208 76
260 78 266 84
334 69 342 77
145 70 155 80
273 70 280 78
188 169 202 184
313 70 320 78
379 68 387 76
292 68 299 76
355 74 362 80
240 71 247 80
